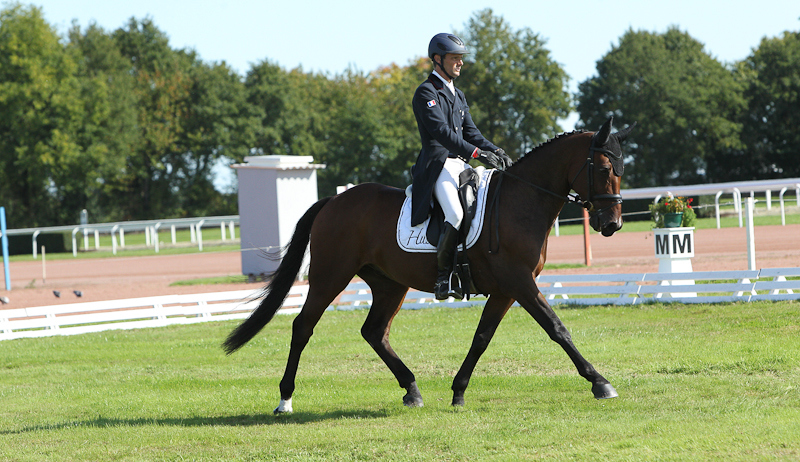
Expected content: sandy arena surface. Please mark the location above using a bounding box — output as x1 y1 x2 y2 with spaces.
2 224 799 309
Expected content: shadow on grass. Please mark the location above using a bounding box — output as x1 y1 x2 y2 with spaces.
2 409 391 434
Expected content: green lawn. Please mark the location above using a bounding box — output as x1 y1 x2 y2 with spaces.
1 301 798 461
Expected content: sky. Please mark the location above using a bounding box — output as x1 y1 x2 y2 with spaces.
26 0 800 188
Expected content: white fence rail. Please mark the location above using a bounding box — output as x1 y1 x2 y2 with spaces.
537 267 800 305
1 215 240 258
2 268 798 341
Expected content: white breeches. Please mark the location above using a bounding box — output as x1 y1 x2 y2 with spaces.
434 157 468 230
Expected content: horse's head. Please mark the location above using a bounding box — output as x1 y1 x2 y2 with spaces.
570 117 636 237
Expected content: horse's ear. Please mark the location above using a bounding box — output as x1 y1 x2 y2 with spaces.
614 121 637 143
596 117 613 146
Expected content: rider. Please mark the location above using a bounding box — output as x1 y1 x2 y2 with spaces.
411 32 512 300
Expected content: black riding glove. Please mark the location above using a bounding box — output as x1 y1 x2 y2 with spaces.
495 148 512 170
472 149 505 171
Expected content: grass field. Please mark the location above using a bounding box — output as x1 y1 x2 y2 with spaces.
1 301 798 461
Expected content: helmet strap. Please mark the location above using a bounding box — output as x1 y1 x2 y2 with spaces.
434 55 456 82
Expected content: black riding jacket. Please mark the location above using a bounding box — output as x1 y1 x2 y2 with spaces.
410 74 497 226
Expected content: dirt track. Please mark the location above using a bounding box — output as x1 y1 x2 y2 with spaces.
2 224 799 309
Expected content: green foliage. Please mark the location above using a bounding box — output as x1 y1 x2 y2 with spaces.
0 4 88 226
2 3 798 227
577 27 746 188
458 9 571 158
649 196 697 227
1 302 798 460
736 30 800 179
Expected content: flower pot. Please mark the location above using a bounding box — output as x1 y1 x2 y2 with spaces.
663 212 683 228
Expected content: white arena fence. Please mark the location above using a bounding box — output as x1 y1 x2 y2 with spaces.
2 267 798 341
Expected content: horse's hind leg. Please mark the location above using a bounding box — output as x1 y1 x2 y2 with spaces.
276 267 357 414
358 267 422 407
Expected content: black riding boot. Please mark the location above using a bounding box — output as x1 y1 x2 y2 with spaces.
434 223 462 300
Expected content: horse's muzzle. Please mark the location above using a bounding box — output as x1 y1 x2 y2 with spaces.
590 213 623 237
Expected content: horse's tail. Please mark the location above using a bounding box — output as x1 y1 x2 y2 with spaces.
223 196 333 355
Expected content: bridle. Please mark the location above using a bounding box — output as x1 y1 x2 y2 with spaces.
566 132 623 215
498 132 623 217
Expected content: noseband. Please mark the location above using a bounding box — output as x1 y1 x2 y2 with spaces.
498 132 623 218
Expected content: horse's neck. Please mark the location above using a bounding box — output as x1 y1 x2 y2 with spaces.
507 137 584 225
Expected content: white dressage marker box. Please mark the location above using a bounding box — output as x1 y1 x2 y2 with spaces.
654 227 696 296
233 156 326 278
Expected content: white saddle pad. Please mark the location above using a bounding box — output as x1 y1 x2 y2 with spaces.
396 167 495 253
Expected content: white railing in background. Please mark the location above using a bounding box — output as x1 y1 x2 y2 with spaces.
2 268 798 341
1 215 239 258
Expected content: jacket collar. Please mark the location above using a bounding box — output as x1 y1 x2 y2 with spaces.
427 73 455 102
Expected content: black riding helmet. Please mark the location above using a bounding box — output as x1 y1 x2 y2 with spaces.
428 33 468 80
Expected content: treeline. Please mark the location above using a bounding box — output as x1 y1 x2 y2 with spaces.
1 4 798 227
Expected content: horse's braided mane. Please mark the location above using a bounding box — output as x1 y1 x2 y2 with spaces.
511 130 587 167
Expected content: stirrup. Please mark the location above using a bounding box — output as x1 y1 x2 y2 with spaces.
435 270 463 300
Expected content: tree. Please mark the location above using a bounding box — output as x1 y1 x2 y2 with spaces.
458 8 571 158
577 27 745 188
171 60 260 216
245 60 329 160
110 17 196 219
734 30 800 179
0 3 99 226
67 20 138 222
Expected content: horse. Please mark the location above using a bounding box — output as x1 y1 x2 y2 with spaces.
224 117 635 413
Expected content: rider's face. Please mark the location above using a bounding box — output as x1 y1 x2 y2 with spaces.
438 53 463 80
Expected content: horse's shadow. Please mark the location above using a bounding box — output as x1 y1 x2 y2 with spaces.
2 409 391 434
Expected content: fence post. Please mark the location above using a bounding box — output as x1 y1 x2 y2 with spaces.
714 191 723 229
32 230 41 259
746 197 756 271
71 228 80 257
780 187 788 226
1 207 11 291
154 223 162 253
111 225 119 255
197 220 205 251
582 208 592 267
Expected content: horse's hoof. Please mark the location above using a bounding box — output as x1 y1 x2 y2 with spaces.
402 382 424 408
273 398 293 414
592 382 618 399
451 393 465 407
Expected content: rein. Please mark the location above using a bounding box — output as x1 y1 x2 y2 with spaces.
487 132 622 253
500 132 623 214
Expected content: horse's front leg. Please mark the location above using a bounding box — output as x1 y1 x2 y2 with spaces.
451 294 515 406
516 282 618 400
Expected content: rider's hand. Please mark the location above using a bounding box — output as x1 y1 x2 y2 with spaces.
472 148 504 171
494 148 512 170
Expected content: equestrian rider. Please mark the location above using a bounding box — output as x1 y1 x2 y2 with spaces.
411 33 512 300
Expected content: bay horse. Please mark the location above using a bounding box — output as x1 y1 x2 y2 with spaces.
224 117 635 413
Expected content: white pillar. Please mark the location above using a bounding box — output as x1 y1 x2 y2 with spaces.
654 227 696 297
746 197 756 271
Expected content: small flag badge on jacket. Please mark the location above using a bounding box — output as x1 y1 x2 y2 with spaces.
427 100 436 108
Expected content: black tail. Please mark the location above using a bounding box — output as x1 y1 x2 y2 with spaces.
223 196 332 354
